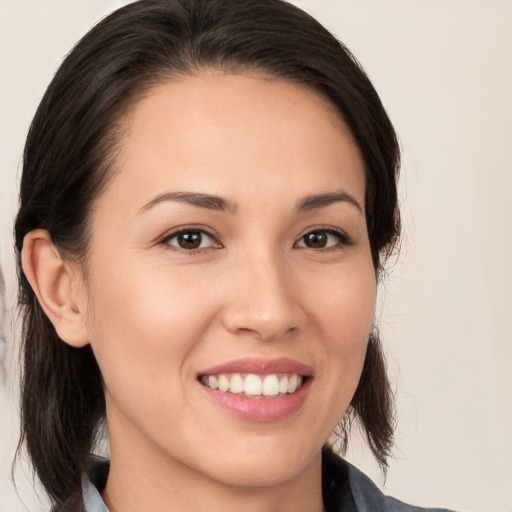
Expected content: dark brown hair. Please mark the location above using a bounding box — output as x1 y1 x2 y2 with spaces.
15 0 400 509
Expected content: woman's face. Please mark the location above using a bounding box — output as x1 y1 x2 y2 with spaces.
80 73 376 488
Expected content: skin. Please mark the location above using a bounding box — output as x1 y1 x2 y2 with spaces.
24 73 376 512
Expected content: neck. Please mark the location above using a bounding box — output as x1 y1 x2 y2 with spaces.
102 420 325 512
103 452 324 512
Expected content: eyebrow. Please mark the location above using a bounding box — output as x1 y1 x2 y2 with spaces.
139 189 362 215
140 191 237 213
296 191 363 213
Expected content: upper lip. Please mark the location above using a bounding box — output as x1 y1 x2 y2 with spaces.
198 357 313 377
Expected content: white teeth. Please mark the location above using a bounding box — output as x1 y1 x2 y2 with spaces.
279 375 289 394
230 374 244 393
201 372 304 397
244 374 263 396
287 374 298 393
218 374 230 392
262 375 280 396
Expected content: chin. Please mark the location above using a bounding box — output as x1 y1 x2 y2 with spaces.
192 436 322 489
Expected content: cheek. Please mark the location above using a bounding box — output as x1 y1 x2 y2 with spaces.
306 265 376 403
83 259 218 399
308 263 376 342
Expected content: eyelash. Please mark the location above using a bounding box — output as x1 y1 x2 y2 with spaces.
159 226 221 254
295 226 354 251
158 225 353 254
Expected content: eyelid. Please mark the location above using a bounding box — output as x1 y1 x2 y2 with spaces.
294 225 353 248
157 224 352 253
159 225 222 252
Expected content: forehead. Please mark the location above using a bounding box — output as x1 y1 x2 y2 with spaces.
100 72 365 214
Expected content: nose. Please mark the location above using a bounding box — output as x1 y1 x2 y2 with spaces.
221 253 306 342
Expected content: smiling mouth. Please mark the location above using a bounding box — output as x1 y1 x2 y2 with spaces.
199 372 306 398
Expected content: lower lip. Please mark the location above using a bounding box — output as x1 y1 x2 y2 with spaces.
200 378 312 422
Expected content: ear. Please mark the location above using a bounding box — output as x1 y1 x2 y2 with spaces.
21 229 89 347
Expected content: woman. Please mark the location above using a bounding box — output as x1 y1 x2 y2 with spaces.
15 0 454 511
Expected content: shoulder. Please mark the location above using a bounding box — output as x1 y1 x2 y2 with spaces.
82 456 110 512
347 462 455 512
322 447 458 512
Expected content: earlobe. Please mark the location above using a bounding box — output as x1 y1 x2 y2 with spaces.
21 229 90 347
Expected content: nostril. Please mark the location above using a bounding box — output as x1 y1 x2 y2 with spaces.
222 308 304 342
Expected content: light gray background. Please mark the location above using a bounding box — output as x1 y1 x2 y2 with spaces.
1 1 511 511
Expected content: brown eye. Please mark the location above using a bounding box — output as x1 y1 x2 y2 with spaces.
303 231 328 248
296 229 348 250
164 230 217 251
178 231 203 249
